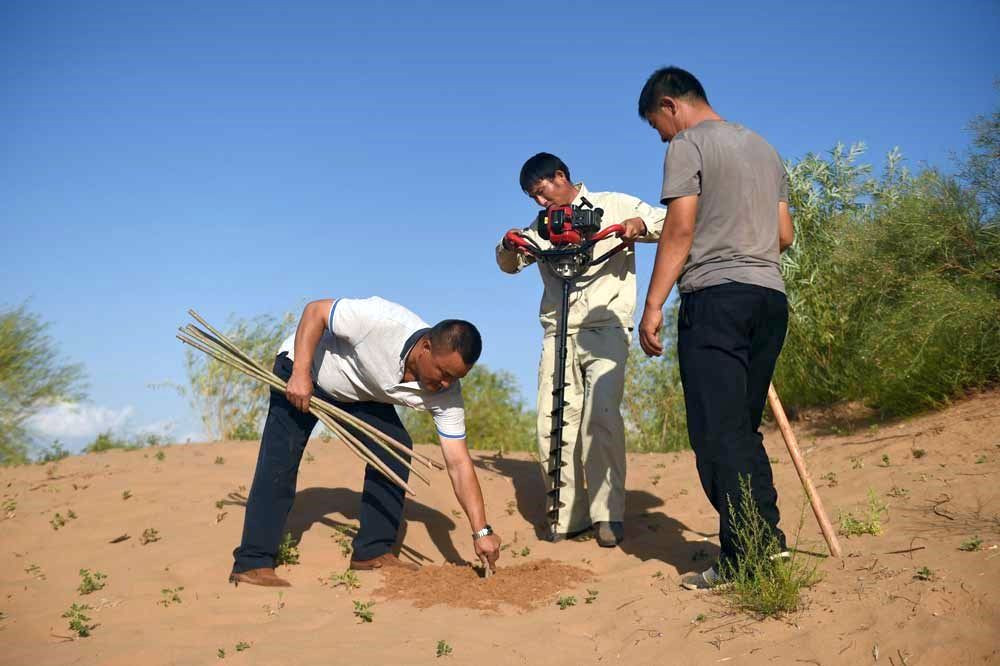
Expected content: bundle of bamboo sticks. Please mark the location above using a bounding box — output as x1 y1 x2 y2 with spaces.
176 310 443 496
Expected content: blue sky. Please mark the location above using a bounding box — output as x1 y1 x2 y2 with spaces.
3 0 998 450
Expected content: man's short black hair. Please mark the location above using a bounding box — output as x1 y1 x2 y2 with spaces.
519 152 571 193
429 319 482 366
637 66 709 118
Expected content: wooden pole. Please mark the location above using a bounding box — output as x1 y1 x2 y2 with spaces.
767 383 843 558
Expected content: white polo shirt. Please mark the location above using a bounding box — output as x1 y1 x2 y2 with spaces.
277 297 466 440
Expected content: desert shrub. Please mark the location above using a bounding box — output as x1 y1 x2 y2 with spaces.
775 130 1000 415
622 308 689 452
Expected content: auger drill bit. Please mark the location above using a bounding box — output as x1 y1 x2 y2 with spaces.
547 279 573 535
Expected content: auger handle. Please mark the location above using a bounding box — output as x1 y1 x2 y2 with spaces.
589 223 626 242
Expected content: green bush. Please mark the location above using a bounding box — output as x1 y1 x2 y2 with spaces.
775 135 1000 415
402 364 535 452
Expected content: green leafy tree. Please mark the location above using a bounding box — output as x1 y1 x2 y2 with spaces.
0 305 86 465
402 364 535 452
184 312 294 440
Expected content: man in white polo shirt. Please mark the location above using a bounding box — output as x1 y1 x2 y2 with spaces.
230 296 502 587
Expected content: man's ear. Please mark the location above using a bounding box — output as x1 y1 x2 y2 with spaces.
660 96 678 115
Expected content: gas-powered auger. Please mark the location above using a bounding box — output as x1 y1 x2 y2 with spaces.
504 197 630 537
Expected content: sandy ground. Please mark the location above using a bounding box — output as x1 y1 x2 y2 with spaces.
2 392 999 665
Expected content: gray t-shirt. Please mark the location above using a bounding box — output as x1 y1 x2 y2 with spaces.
660 119 787 294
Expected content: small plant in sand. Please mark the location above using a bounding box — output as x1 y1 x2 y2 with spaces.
851 457 864 470
821 472 838 487
77 569 107 595
235 641 251 652
332 526 353 557
141 528 161 545
159 586 184 607
959 536 983 552
62 603 95 638
838 489 887 537
328 570 361 591
975 454 987 464
436 640 453 657
154 450 166 461
304 451 315 464
693 613 707 623
217 648 225 659
214 456 225 465
911 448 926 459
275 532 300 566
651 571 663 579
506 500 516 516
692 548 709 562
880 454 891 467
584 589 599 604
914 566 934 581
887 486 910 499
2 498 16 517
25 563 45 580
718 478 820 619
651 474 661 486
215 499 226 509
50 512 73 530
556 595 576 610
121 490 132 500
353 600 375 623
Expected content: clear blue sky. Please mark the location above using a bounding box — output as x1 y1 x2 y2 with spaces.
3 0 998 449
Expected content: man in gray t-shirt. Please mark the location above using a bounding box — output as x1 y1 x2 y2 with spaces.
636 66 795 590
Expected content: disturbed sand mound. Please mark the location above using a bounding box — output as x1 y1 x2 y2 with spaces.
376 559 592 611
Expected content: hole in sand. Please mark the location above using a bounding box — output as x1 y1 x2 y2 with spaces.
375 559 592 612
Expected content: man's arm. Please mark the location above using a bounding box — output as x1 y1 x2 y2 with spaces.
638 195 698 356
285 299 334 412
615 194 666 242
439 437 502 571
778 201 794 252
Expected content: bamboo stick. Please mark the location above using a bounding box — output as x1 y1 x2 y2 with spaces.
767 383 843 558
186 311 443 472
176 328 420 494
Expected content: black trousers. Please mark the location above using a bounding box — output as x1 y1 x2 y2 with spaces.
677 282 788 568
232 354 413 572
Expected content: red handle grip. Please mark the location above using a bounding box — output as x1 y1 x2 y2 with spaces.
591 224 626 242
504 230 533 250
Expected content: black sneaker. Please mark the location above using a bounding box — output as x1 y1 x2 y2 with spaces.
546 525 592 542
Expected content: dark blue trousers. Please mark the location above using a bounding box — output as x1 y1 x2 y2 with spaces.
232 354 413 572
677 282 788 568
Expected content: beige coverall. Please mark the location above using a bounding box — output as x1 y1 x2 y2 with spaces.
496 184 665 532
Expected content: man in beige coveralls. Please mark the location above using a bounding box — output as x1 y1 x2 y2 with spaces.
497 152 665 547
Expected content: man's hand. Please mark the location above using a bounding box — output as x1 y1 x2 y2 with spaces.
285 370 314 412
501 228 529 253
474 532 501 573
639 305 664 357
619 217 648 241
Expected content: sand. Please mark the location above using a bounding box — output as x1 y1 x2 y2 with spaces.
1 391 998 665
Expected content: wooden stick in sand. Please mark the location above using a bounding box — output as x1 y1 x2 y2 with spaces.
767 383 843 558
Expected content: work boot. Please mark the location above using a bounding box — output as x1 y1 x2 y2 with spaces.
594 521 624 548
349 552 419 571
228 567 291 587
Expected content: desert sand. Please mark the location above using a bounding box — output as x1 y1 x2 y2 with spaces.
2 392 998 665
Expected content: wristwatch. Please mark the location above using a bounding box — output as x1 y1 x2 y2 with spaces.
472 524 493 540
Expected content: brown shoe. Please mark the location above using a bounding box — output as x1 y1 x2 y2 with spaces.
349 552 418 571
229 567 291 587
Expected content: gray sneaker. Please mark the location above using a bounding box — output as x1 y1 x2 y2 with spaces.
594 521 624 547
680 566 723 590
